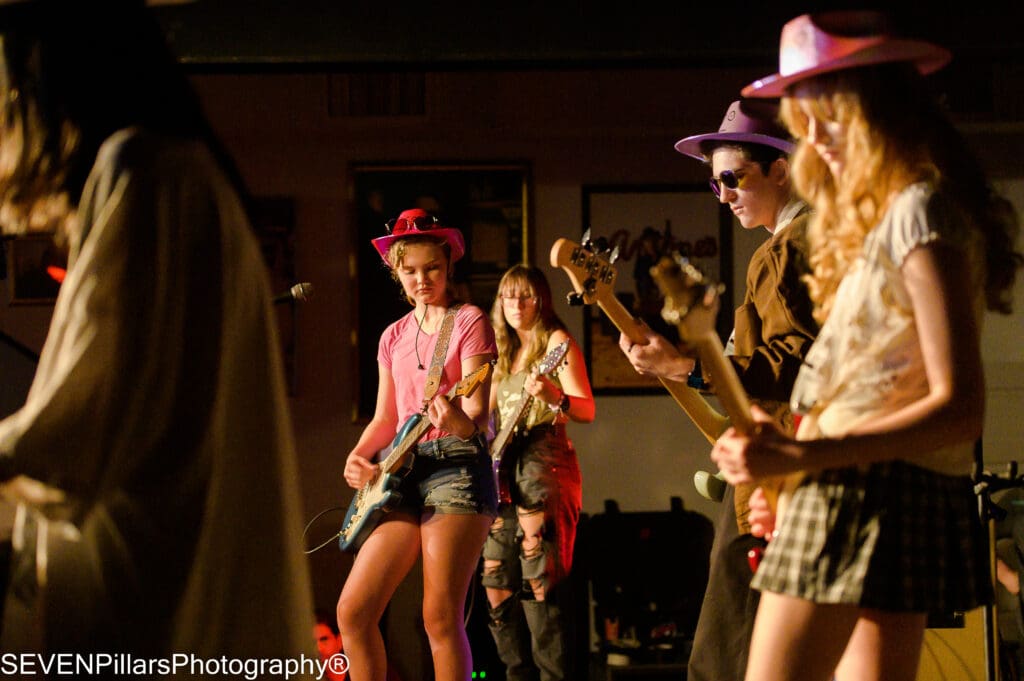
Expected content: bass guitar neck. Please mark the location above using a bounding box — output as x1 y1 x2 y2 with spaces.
550 237 728 444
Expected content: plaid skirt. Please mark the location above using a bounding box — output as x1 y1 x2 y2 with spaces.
751 460 992 613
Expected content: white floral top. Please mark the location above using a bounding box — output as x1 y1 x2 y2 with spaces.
790 182 983 475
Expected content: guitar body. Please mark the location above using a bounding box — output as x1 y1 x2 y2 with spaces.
490 404 522 507
338 413 421 552
338 361 493 553
492 431 520 506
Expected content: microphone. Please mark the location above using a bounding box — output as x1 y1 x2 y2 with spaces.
273 282 314 305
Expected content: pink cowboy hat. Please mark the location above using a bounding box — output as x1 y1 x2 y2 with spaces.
674 99 795 160
742 11 951 98
371 208 466 265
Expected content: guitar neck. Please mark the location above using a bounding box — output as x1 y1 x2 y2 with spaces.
381 380 465 475
491 393 535 458
596 295 729 444
692 335 755 435
380 416 432 475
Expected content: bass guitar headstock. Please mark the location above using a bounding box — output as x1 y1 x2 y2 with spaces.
549 231 622 309
649 253 725 345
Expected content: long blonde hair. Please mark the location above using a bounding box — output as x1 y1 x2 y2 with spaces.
781 64 1021 322
490 265 566 382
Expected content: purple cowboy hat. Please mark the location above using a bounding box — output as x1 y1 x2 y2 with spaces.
371 208 466 265
743 11 951 98
674 99 795 160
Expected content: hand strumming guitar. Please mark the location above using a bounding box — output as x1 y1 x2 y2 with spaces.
711 404 800 485
344 453 379 490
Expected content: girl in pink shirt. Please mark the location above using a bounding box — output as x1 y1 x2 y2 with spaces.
339 208 497 681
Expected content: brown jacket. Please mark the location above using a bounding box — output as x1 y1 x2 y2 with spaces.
729 208 818 404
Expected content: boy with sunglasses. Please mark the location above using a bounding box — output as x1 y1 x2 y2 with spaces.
618 99 818 681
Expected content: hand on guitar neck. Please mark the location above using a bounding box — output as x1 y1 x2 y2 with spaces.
616 324 697 385
649 254 789 529
550 236 728 444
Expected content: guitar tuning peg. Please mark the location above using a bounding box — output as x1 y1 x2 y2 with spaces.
609 245 620 264
566 292 585 306
592 236 609 253
581 228 592 247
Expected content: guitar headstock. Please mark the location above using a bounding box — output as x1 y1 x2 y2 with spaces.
537 340 570 376
649 254 725 342
549 235 620 308
454 360 494 399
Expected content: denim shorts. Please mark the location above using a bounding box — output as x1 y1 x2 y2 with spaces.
390 434 498 518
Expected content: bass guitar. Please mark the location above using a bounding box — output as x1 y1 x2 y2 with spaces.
338 361 493 552
649 254 792 543
550 236 728 444
490 340 570 505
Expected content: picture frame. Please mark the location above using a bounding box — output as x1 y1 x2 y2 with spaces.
580 184 733 395
351 161 531 421
4 234 64 306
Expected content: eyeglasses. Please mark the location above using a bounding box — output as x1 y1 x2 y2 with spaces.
708 169 746 198
385 215 440 234
501 294 537 305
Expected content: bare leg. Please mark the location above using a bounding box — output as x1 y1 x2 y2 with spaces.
744 592 858 681
421 510 493 681
337 513 422 681
833 609 926 681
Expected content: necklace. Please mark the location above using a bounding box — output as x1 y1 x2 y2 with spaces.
414 308 427 370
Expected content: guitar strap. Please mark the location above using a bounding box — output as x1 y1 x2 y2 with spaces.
421 304 462 407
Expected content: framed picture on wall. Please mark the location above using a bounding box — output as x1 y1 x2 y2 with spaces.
350 162 531 421
4 234 65 305
580 184 733 395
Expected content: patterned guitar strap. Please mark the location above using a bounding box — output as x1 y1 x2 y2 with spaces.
421 304 462 407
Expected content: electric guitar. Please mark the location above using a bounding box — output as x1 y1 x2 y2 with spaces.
490 340 571 505
550 236 728 445
649 254 794 538
338 361 493 552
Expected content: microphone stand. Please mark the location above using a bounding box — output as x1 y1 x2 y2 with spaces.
0 330 40 363
972 438 1024 681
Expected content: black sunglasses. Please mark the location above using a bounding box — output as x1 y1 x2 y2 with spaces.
708 169 746 198
385 215 440 234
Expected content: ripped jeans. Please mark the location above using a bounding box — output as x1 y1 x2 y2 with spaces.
481 425 581 681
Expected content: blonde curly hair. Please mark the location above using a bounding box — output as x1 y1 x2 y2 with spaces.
781 63 1021 322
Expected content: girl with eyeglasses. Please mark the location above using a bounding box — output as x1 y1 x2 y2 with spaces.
712 12 1023 681
338 208 497 681
482 264 594 680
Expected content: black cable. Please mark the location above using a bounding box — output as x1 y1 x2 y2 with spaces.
302 505 347 555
